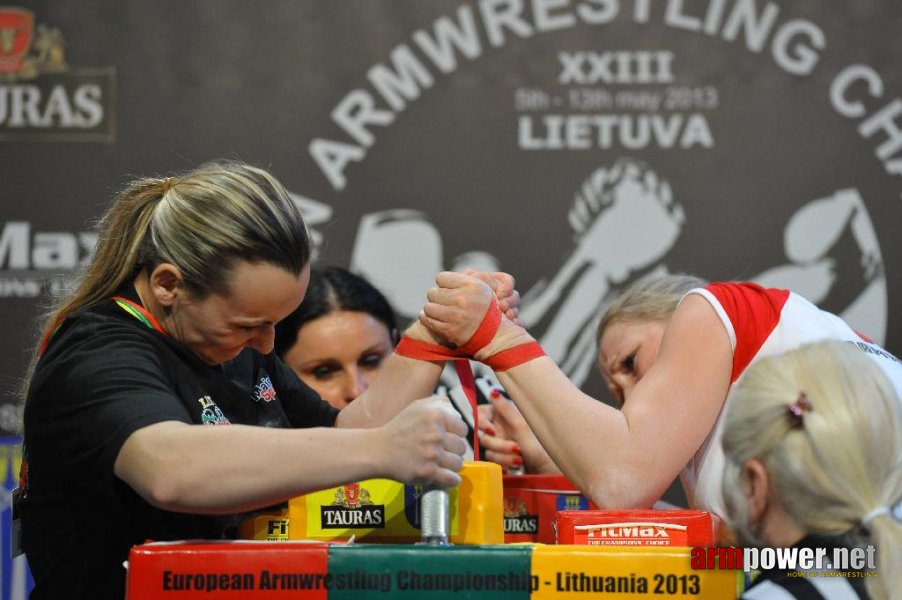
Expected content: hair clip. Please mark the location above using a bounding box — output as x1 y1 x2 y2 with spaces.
787 392 812 427
162 177 175 194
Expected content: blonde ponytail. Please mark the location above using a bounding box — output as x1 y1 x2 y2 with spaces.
23 161 311 402
723 341 902 599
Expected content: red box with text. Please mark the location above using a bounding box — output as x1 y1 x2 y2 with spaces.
502 474 596 544
126 540 331 599
555 509 717 547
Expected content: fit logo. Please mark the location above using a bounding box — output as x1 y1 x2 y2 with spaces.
265 518 289 540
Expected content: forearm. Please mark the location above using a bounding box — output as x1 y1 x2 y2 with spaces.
115 421 386 513
418 275 730 508
497 359 672 508
336 352 444 428
337 321 445 428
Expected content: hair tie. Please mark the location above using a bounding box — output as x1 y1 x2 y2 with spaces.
862 499 902 527
161 177 175 195
787 391 811 427
861 506 890 527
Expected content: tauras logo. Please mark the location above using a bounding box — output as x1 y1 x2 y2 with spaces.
504 515 538 534
1 83 106 129
503 495 538 534
0 7 115 142
321 505 385 529
322 482 385 528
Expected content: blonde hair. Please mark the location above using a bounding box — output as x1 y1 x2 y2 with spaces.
596 273 707 343
24 161 310 398
722 341 902 599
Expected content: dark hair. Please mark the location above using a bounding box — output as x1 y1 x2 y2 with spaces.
274 266 399 358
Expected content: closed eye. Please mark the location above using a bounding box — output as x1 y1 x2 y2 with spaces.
622 353 636 373
311 363 340 380
360 352 386 370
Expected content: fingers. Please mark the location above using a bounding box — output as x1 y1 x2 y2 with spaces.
485 449 524 471
481 270 521 324
391 398 468 488
419 412 466 488
427 421 467 487
482 426 523 471
454 271 518 312
500 302 519 321
436 271 516 304
419 283 487 346
498 289 520 313
441 411 469 440
417 310 441 337
477 413 522 470
435 270 478 289
425 284 460 306
505 309 521 326
423 396 468 457
491 272 516 297
479 428 520 455
434 272 495 304
460 268 501 300
422 300 456 324
476 404 495 432
429 466 463 488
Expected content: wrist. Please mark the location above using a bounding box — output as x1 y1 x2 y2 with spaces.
362 426 392 479
403 320 445 346
473 318 535 362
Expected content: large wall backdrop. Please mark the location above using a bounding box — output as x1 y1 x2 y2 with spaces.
3 0 901 434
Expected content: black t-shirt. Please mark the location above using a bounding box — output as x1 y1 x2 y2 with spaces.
20 285 338 599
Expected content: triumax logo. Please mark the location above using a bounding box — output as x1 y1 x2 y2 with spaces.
691 545 878 574
0 7 115 142
0 221 97 298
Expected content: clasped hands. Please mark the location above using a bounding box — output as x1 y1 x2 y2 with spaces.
405 270 555 474
412 269 529 359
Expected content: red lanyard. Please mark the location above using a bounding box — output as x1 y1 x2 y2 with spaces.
38 296 168 358
110 296 168 335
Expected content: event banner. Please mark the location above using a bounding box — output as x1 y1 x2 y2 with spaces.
2 0 901 437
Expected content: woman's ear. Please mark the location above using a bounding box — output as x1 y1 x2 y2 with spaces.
742 458 771 525
148 263 183 307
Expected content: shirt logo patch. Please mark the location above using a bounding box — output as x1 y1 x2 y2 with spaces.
254 375 277 403
197 395 230 426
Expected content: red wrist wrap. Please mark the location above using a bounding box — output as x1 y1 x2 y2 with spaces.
483 341 546 371
394 293 544 370
393 295 543 457
394 295 503 362
393 337 461 362
456 296 502 356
